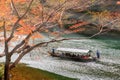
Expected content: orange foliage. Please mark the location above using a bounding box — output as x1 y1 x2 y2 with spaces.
13 0 27 3
69 22 89 29
16 25 35 35
30 5 42 15
10 16 18 23
51 31 60 36
0 0 11 3
0 22 4 27
117 1 120 5
15 19 36 35
110 12 120 18
49 13 61 22
72 28 85 33
0 0 27 18
51 32 59 35
64 22 88 34
63 27 85 34
31 33 43 39
44 29 49 32
0 0 11 18
6 26 12 31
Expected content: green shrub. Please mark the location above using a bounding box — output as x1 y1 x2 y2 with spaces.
0 64 4 79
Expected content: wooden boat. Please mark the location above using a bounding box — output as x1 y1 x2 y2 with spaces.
49 48 97 62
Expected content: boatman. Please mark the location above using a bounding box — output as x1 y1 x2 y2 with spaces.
96 50 100 59
52 48 55 54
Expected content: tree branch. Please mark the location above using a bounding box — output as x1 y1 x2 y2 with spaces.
0 52 5 57
9 51 26 69
89 18 119 38
7 0 34 42
11 0 20 18
46 3 66 23
9 23 44 56
3 21 6 39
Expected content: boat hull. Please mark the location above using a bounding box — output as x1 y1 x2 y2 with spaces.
48 52 97 62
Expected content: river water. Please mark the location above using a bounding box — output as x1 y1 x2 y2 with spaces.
25 34 120 80
0 34 120 80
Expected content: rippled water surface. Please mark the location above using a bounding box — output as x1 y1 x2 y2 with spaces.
0 34 120 80
26 34 120 80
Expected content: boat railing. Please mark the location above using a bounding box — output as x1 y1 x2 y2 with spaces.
51 48 94 57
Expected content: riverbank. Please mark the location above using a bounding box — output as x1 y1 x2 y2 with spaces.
9 64 76 80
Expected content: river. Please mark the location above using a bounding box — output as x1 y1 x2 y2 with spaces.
0 34 120 80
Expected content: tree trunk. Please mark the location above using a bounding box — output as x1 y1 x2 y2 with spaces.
10 53 25 69
4 40 10 80
4 56 10 80
3 18 10 80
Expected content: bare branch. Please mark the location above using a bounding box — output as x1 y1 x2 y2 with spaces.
57 7 65 29
39 0 44 23
8 0 34 42
9 23 45 55
9 37 29 56
3 21 6 39
89 26 103 38
102 19 119 27
44 0 67 24
20 0 34 18
11 0 20 18
10 39 70 66
2 20 9 56
0 52 5 57
10 52 26 69
89 18 119 38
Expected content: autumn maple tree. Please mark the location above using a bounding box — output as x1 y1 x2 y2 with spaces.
0 0 119 80
0 0 80 80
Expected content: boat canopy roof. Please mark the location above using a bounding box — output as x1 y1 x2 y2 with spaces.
56 48 92 54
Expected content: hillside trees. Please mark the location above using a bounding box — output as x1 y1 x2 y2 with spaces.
0 0 119 80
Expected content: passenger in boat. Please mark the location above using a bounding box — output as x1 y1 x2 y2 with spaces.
68 53 71 57
72 54 76 57
86 53 91 57
65 53 68 56
66 53 70 56
96 50 100 59
77 54 79 57
61 53 64 56
81 55 85 58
